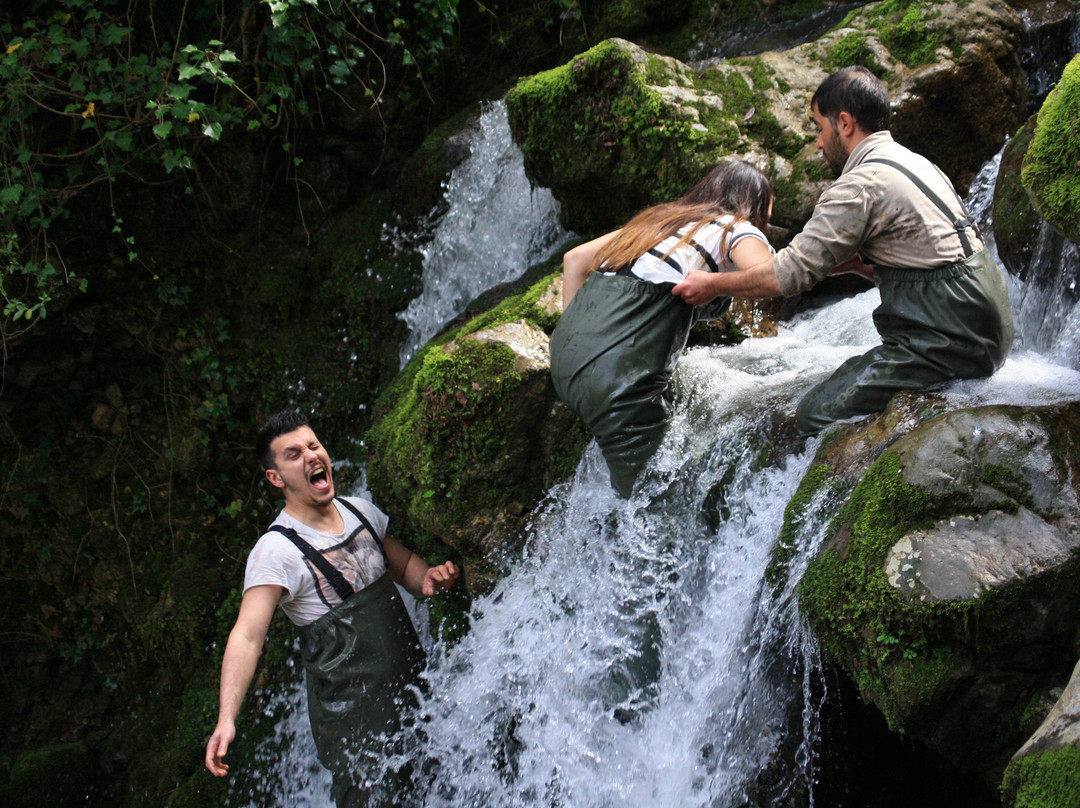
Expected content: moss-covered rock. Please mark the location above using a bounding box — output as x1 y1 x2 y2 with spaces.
1022 53 1080 245
366 255 589 592
797 402 1080 781
822 0 1027 193
505 0 1027 238
1002 743 1080 808
505 39 741 233
1002 657 1080 808
991 106 1079 301
994 116 1046 279
4 742 95 808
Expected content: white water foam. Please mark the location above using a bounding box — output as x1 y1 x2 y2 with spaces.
396 100 571 366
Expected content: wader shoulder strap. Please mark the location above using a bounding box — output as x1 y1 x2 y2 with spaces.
644 227 724 275
268 524 355 601
334 497 391 567
865 157 977 258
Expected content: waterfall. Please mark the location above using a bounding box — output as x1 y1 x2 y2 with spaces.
948 151 1080 412
395 100 572 367
232 152 1080 808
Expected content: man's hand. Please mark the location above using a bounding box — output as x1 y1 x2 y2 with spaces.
205 721 236 776
421 561 460 597
671 270 723 306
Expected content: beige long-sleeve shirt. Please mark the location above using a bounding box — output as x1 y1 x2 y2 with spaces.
773 131 981 297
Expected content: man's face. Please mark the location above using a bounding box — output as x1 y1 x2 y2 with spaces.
266 425 335 507
812 103 849 177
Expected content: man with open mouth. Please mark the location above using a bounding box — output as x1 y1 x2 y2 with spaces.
205 408 460 807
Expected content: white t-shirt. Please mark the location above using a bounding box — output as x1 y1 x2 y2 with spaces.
608 215 773 285
244 497 390 626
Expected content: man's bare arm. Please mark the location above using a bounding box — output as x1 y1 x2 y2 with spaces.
384 535 459 599
205 585 281 777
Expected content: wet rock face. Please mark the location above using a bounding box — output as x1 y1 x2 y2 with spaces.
887 0 1028 192
505 0 1028 236
798 401 1080 782
884 507 1079 601
892 407 1080 518
885 410 1080 604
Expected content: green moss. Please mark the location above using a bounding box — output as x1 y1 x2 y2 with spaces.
505 40 751 232
694 60 808 161
824 32 879 73
367 265 588 567
982 462 1036 511
828 0 942 69
1002 743 1080 808
879 1 941 67
765 462 842 595
743 57 779 93
7 743 94 808
644 54 676 87
798 451 964 725
1022 55 1080 243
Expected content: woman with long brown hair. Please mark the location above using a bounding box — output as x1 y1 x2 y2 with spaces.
550 160 774 497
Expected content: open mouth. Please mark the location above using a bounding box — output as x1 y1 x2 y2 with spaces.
309 465 330 489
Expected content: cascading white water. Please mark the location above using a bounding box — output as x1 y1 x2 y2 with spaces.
395 100 572 367
232 150 1080 807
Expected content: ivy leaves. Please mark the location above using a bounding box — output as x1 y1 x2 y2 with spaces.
0 0 461 336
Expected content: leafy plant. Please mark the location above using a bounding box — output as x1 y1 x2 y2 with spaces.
0 0 460 340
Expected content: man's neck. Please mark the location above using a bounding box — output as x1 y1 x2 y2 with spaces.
283 498 344 534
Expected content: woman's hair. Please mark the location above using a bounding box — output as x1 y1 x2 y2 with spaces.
591 160 773 273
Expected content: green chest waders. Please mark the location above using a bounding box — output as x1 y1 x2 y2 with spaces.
271 502 426 808
298 574 425 802
550 271 727 497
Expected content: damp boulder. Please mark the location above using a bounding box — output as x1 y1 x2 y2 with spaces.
1020 53 1080 246
1001 656 1080 808
992 57 1080 296
365 260 588 590
794 401 1080 782
504 0 1026 236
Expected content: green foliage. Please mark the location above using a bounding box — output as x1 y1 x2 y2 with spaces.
1022 55 1080 243
0 0 460 335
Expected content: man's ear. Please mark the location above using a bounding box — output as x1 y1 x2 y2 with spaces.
836 110 857 138
265 468 285 489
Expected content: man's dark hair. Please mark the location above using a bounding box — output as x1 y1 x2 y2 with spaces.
256 408 309 470
811 65 891 133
